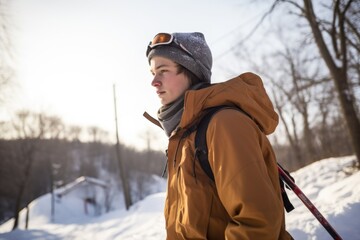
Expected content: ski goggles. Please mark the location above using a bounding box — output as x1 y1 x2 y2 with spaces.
146 33 194 58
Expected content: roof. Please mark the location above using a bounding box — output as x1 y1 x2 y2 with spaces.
57 176 108 197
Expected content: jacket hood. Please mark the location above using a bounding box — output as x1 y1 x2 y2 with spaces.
181 72 279 135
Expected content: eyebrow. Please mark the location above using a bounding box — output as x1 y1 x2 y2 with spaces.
155 64 171 70
150 63 176 74
150 61 178 74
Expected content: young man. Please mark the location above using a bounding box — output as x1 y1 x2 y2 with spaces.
145 32 293 240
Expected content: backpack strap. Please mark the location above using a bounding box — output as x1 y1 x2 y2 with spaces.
195 106 230 182
194 105 295 213
278 164 295 212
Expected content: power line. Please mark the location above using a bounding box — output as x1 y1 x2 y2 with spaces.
213 0 281 61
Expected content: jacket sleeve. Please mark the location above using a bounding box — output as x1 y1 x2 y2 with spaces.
207 109 284 240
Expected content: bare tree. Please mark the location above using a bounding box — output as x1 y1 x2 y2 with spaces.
87 126 108 143
279 47 328 162
0 0 14 105
278 0 360 165
222 0 359 167
271 87 304 168
251 39 330 165
314 86 342 158
10 111 64 229
11 111 40 230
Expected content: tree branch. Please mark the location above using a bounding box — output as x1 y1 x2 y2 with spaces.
216 0 283 60
345 17 360 45
332 0 340 59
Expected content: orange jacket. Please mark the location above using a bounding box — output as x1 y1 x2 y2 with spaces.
158 73 292 239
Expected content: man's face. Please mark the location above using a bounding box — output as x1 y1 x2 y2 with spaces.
150 56 191 106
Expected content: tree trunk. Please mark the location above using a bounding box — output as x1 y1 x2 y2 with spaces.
302 106 318 162
291 115 304 167
333 69 360 163
12 142 35 230
12 182 24 230
25 206 29 229
273 92 304 167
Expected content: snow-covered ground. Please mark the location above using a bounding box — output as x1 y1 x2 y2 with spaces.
0 155 359 240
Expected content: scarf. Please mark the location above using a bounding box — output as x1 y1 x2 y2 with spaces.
157 83 209 137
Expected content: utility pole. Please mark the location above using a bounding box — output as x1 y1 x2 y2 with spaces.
113 84 132 210
50 160 55 222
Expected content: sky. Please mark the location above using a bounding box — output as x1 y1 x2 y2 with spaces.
0 155 359 239
4 0 273 150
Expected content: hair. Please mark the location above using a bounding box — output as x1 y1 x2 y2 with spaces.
176 64 201 86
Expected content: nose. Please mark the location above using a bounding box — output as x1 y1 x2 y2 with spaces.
151 77 161 87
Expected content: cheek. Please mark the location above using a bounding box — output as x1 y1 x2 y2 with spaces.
178 77 191 92
167 74 191 98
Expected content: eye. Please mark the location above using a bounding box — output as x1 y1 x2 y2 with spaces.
157 69 167 76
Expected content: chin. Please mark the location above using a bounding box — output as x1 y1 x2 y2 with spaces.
161 99 170 106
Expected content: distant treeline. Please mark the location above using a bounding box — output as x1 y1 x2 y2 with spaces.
0 130 165 225
0 106 355 227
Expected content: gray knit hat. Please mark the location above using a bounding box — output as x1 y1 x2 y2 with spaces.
147 32 212 83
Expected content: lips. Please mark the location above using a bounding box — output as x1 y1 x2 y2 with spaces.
157 90 165 96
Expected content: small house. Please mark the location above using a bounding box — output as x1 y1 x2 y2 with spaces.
56 176 109 216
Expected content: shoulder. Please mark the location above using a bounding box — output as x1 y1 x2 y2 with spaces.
205 108 261 142
210 108 258 130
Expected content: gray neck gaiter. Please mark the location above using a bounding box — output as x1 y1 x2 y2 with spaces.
157 97 184 137
157 82 209 137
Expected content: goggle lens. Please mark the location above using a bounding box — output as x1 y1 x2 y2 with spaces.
149 33 173 48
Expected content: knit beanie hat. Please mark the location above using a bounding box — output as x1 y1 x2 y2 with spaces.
147 32 212 83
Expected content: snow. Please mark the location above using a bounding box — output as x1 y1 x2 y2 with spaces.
1 155 359 240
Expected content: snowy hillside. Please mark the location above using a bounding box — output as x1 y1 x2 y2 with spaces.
0 156 359 240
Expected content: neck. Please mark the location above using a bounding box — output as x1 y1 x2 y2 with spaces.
157 82 210 137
